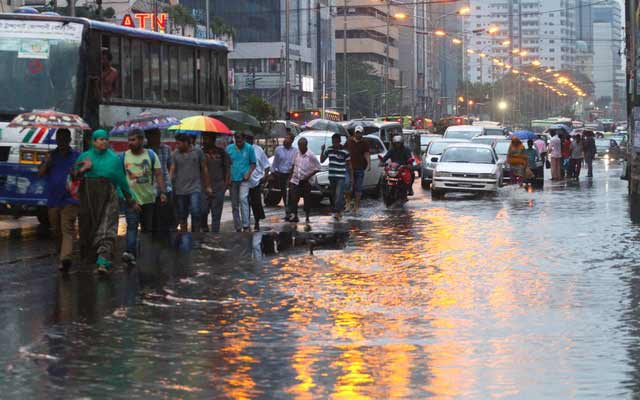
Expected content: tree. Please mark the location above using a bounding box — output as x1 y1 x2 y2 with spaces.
239 95 277 129
336 59 383 118
210 16 236 40
165 5 196 36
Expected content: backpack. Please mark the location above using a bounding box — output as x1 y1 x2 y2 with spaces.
120 149 157 184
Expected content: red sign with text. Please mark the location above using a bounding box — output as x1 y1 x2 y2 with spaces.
121 13 167 32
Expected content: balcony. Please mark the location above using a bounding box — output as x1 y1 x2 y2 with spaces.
336 38 399 60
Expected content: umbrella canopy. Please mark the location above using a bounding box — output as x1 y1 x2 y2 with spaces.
210 110 262 134
169 116 232 135
548 124 570 133
304 119 348 136
110 112 180 135
343 120 379 135
9 110 90 131
513 130 537 141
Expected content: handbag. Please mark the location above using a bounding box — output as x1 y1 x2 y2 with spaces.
545 159 551 169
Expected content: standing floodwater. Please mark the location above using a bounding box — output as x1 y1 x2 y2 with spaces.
2 160 640 398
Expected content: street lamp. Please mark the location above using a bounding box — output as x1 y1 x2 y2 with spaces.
498 100 508 124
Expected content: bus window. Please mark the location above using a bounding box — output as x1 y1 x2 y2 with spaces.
142 42 151 99
209 50 218 105
160 44 168 102
199 50 209 105
108 36 121 98
181 47 195 103
150 43 160 101
168 46 179 102
132 39 143 99
121 38 132 99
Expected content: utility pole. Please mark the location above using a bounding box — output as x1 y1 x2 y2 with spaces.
285 0 291 119
205 0 209 38
343 0 348 118
322 61 326 119
383 0 390 116
69 0 75 17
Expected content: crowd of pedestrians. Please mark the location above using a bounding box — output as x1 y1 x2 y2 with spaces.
548 130 596 181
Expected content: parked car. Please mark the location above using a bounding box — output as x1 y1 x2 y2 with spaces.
263 131 387 206
442 125 484 141
431 143 503 199
421 138 467 189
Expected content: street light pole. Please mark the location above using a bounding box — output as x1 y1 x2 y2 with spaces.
343 0 348 118
384 0 390 116
285 0 291 118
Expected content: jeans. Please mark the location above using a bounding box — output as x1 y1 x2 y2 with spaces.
231 181 250 230
202 190 225 233
352 169 365 195
48 204 79 262
124 203 155 256
329 177 345 212
175 192 202 232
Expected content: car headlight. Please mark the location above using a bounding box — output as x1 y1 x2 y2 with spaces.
479 173 497 179
435 171 452 177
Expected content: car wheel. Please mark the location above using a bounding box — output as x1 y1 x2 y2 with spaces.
431 188 445 200
421 179 431 190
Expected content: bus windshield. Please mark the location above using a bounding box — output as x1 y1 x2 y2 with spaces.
0 19 84 118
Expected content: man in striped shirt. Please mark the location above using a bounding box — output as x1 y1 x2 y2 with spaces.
321 133 351 221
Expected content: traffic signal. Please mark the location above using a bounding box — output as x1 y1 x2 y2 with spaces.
455 117 462 124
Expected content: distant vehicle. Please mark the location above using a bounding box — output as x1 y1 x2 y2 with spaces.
531 117 572 133
595 137 624 159
481 126 510 136
288 109 343 125
372 121 403 148
473 120 501 127
268 120 302 137
597 118 614 132
431 143 503 199
442 125 483 140
419 133 442 152
471 136 512 181
421 139 467 188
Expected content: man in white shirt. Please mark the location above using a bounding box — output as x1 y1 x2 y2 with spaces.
287 137 321 223
245 134 270 231
548 131 562 180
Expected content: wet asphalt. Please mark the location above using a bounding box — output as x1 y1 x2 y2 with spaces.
2 159 640 399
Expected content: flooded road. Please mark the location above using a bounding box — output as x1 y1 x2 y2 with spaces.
3 160 640 398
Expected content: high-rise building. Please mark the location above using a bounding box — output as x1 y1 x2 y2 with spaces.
465 0 578 84
334 0 404 116
213 0 336 115
591 0 624 117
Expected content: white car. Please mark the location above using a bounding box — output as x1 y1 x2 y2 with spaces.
431 143 503 199
442 125 484 141
421 138 467 188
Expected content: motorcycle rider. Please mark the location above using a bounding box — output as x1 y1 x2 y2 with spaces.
381 135 415 196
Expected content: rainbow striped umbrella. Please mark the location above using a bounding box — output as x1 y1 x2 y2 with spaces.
168 116 232 135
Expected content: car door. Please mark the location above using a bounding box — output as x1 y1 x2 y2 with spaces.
363 137 384 188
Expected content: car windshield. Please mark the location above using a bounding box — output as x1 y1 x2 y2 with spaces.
294 135 346 156
428 142 455 155
472 138 496 146
0 19 83 117
484 128 505 136
440 147 495 164
421 136 437 146
494 141 511 155
445 129 480 140
595 139 610 148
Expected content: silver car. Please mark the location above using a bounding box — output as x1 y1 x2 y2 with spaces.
421 139 467 189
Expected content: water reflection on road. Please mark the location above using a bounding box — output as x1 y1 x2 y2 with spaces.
4 161 640 398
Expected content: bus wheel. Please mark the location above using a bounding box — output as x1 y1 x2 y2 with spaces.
36 207 50 226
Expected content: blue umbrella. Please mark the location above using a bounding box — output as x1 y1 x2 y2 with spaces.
513 130 537 140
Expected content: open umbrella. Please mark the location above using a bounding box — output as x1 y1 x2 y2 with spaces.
110 112 180 135
304 119 348 136
210 110 262 134
343 120 378 135
513 130 537 141
9 110 90 131
168 116 232 135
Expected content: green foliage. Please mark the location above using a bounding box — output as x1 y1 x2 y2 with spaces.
239 95 277 129
336 59 382 118
211 16 236 39
103 7 115 19
165 5 196 35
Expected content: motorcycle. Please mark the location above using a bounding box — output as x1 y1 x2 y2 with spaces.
380 159 414 208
